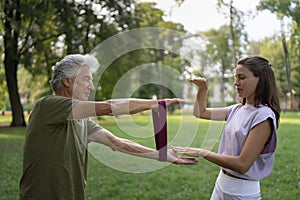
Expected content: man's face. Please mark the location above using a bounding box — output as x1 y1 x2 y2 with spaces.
71 66 94 101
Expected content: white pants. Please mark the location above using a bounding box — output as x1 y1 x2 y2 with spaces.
210 170 261 200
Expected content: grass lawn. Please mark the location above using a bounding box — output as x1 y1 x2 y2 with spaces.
0 111 299 199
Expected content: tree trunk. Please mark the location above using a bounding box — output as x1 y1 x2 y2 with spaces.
220 62 226 104
281 21 293 110
4 0 26 127
229 0 237 68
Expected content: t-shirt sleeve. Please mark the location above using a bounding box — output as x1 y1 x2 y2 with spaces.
38 95 79 126
250 107 277 153
87 118 103 136
226 104 238 120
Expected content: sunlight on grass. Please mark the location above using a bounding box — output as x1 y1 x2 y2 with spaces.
280 118 300 124
0 133 25 140
0 114 29 124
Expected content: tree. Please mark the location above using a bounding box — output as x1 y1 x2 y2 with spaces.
257 0 300 109
0 63 9 114
1 0 190 126
289 24 300 97
0 0 138 126
200 25 233 103
96 2 187 102
248 37 287 95
133 2 187 102
3 0 26 126
217 0 248 69
200 0 248 103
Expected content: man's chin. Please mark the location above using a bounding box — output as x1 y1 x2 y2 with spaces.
82 96 90 101
72 96 88 101
79 97 89 101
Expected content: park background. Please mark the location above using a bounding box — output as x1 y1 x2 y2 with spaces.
1 0 300 199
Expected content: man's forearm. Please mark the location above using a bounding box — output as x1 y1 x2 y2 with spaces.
68 99 158 119
103 99 158 116
112 138 159 160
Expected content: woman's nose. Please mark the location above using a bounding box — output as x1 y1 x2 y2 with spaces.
234 79 239 86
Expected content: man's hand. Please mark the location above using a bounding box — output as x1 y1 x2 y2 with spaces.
162 98 185 107
167 149 198 165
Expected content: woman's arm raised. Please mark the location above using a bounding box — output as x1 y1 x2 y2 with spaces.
189 78 227 121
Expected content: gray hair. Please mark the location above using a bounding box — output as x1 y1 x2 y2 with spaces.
49 54 99 93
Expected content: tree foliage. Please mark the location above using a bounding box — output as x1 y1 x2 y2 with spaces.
258 0 300 107
197 0 248 103
96 2 187 102
0 0 190 125
1 0 138 126
247 37 287 96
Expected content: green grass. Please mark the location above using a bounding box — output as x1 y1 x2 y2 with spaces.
0 111 299 199
0 127 25 199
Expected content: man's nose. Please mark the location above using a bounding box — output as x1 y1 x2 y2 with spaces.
88 82 95 90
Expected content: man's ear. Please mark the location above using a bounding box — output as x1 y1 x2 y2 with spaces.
61 76 73 87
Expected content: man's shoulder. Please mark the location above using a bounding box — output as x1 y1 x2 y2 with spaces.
41 95 70 100
33 95 75 113
37 95 72 104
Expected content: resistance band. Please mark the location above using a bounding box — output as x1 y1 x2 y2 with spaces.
152 100 167 161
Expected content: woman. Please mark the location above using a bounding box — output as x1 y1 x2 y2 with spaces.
174 55 281 199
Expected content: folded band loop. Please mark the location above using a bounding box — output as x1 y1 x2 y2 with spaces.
152 100 167 161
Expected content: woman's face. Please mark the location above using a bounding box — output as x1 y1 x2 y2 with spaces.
234 65 259 104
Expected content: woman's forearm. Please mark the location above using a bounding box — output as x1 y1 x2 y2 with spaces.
193 89 210 119
203 151 248 174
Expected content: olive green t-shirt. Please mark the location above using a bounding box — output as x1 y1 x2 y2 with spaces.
19 95 102 200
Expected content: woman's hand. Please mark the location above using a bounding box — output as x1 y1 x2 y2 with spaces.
167 149 198 165
188 77 209 90
172 146 209 158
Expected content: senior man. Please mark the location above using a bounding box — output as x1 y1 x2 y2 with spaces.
19 54 196 200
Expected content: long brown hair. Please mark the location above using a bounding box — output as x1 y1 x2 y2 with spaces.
237 55 281 127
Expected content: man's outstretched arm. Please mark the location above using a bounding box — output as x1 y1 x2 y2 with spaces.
88 128 198 165
68 98 183 119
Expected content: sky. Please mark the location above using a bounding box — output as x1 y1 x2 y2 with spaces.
141 0 281 41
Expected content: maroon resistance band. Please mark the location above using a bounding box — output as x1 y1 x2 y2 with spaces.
152 100 167 161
